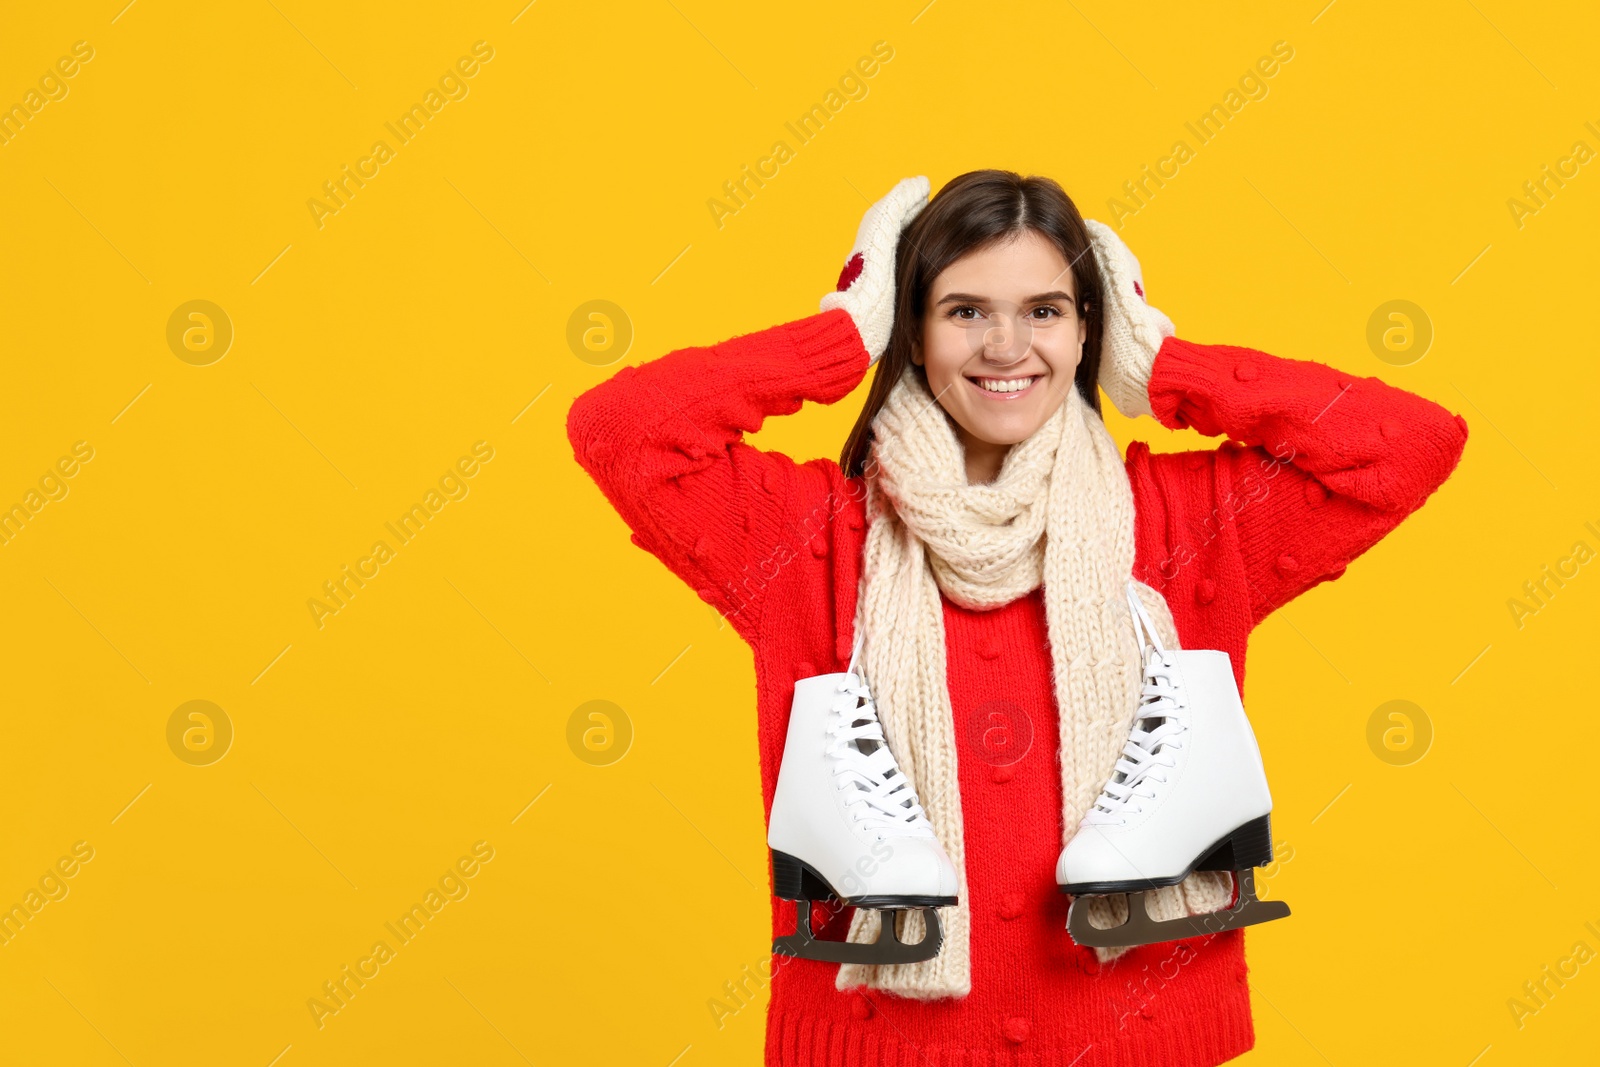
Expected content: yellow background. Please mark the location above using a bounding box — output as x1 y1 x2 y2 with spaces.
2 1 1595 1064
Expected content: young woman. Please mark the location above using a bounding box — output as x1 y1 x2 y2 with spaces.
567 170 1468 1066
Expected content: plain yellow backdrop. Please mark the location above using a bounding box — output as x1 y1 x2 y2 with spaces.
1 1 1595 1064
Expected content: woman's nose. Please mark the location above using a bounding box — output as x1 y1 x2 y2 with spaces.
981 312 1030 362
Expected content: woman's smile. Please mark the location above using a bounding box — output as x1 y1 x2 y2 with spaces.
965 373 1043 400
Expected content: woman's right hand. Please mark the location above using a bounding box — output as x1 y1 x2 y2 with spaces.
820 176 930 365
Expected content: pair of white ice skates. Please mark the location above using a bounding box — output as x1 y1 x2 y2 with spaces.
766 581 1290 964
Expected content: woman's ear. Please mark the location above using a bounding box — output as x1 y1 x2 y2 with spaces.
911 337 923 366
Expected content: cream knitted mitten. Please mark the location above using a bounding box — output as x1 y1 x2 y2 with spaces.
820 176 930 364
1085 220 1175 420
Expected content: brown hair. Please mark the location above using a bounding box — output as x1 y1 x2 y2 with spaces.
839 169 1104 479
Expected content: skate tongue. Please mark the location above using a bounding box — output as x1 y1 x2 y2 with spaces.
1141 716 1169 753
848 716 882 755
857 744 898 778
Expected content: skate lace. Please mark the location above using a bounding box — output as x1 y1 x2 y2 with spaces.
1084 655 1186 825
826 677 937 839
1083 582 1189 827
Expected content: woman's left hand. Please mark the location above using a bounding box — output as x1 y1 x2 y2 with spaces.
1085 220 1175 419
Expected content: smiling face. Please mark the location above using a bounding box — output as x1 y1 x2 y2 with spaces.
912 229 1087 484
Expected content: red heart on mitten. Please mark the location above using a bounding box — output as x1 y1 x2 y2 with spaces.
1133 279 1144 299
835 252 864 292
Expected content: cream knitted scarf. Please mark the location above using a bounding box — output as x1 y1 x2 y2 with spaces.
835 363 1232 998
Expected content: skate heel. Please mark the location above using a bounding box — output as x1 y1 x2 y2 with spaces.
770 850 837 902
1196 814 1275 872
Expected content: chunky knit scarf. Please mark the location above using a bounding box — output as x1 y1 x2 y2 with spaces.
835 363 1232 998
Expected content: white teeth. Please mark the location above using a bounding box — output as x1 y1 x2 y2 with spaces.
975 376 1036 394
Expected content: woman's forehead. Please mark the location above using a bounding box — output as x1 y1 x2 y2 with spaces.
930 231 1076 301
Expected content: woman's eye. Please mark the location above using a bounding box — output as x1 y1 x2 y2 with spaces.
947 304 1066 322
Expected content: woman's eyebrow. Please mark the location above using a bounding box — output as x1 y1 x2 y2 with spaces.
934 290 1075 305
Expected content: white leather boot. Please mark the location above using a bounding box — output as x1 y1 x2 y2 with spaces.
767 627 958 964
1056 580 1291 947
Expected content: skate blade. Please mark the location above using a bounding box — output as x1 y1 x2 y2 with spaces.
1066 869 1291 949
773 904 944 964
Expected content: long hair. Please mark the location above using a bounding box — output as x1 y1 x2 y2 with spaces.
839 169 1105 479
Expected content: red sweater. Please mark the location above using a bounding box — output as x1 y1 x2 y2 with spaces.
566 308 1468 1067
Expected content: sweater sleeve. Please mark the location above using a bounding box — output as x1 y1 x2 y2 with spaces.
1145 336 1469 629
565 308 870 644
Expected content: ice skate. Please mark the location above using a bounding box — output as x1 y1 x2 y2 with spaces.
767 629 958 964
1056 581 1291 948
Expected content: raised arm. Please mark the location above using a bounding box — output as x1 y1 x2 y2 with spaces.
566 310 867 643
566 177 929 644
1085 219 1469 630
1145 337 1468 628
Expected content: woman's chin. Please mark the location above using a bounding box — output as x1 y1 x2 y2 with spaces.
962 415 1043 449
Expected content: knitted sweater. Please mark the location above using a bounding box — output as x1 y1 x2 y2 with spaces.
566 307 1468 1067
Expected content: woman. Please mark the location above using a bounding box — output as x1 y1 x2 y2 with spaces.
567 170 1468 1066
